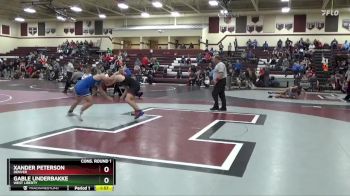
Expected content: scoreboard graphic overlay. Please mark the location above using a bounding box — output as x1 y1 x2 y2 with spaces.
7 158 115 191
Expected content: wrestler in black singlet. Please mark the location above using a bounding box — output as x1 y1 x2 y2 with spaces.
119 77 140 96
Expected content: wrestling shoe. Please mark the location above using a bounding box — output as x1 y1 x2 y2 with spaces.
134 110 144 119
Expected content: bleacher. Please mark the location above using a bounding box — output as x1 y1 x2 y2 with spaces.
118 49 203 84
4 47 57 57
2 44 343 88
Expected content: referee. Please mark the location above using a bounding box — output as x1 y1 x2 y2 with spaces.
210 55 227 111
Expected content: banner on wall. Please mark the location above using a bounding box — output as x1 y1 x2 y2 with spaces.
247 25 254 33
28 27 37 35
255 25 263 33
220 26 227 33
316 22 325 30
276 23 284 31
342 19 350 31
245 16 263 33
306 22 315 30
251 16 259 23
224 16 232 24
64 28 69 34
218 14 234 34
103 28 113 35
285 23 293 30
227 26 235 33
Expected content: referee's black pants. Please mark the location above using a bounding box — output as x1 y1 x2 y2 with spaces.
212 78 226 109
63 71 73 92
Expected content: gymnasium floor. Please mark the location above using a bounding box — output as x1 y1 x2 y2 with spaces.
1 79 350 196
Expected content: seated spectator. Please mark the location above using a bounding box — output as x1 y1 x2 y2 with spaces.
89 40 94 47
343 40 350 51
322 57 329 72
304 57 311 70
292 61 304 77
304 38 311 51
246 39 252 49
209 47 214 55
107 48 112 54
190 64 197 73
180 55 186 64
305 67 319 91
298 48 305 60
134 58 141 67
308 43 316 52
241 50 247 60
272 47 278 56
340 60 348 73
150 57 157 68
306 66 316 78
31 69 41 79
195 69 207 87
188 71 196 86
331 38 338 50
330 71 344 90
204 52 212 63
123 51 128 59
234 37 238 51
153 58 160 71
269 57 277 69
314 39 323 49
26 64 34 78
232 60 242 76
298 38 304 49
227 43 232 56
258 68 265 83
196 52 203 63
285 38 292 48
252 39 258 49
175 40 179 49
219 42 224 54
186 57 191 65
141 55 149 68
277 39 283 49
262 41 269 52
247 50 255 60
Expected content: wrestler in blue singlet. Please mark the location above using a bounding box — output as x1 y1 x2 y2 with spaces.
74 75 100 96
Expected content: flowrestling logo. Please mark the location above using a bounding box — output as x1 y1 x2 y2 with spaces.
321 9 339 16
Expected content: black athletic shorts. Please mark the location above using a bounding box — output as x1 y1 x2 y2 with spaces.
127 79 140 96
